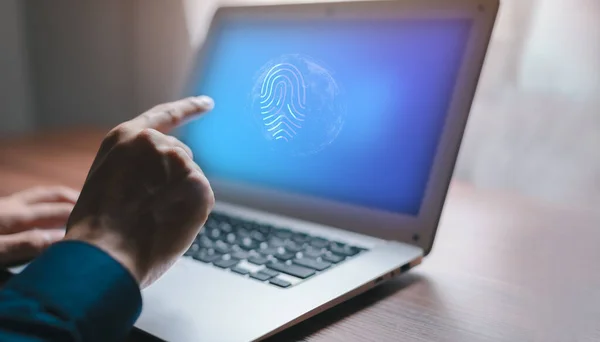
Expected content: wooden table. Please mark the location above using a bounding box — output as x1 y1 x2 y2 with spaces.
1 129 599 342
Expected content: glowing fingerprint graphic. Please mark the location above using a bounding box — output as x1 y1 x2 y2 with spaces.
259 63 307 142
251 54 346 156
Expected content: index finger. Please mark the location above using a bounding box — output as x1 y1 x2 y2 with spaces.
130 96 214 133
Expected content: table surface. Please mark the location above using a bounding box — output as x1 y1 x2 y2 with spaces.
1 129 599 342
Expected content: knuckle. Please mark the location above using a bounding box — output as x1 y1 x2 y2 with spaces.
183 97 199 108
154 145 169 154
139 127 156 138
173 139 193 156
184 146 193 158
170 136 188 148
107 124 128 140
94 125 129 158
165 147 186 160
135 128 160 144
189 173 214 205
162 108 180 125
164 108 178 117
24 230 48 252
168 135 184 145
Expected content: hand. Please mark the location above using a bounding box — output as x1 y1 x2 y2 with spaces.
65 96 215 288
0 186 79 266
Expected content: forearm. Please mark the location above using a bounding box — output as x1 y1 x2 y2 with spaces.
0 241 142 342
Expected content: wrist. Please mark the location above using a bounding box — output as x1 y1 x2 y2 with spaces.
65 221 144 286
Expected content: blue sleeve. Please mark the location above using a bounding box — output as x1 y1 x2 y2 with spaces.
0 241 142 342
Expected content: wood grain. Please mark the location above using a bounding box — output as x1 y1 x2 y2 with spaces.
1 129 598 342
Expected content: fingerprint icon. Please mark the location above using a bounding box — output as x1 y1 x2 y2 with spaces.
259 63 307 142
251 54 346 156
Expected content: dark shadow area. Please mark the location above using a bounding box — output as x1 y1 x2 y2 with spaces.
128 328 165 342
0 270 12 287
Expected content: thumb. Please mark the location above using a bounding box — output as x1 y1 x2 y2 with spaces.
0 229 65 267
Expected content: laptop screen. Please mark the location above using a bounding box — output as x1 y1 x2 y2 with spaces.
181 16 472 216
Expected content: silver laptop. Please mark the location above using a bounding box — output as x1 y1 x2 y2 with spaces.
135 0 498 341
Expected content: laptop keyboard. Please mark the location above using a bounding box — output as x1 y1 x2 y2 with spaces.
184 212 368 288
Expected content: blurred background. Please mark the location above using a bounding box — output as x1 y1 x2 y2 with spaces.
1 0 599 209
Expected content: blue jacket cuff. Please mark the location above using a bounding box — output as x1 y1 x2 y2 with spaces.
4 240 142 341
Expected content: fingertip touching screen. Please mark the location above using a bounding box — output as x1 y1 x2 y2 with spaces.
181 16 472 217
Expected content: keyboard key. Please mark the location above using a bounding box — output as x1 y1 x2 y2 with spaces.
284 240 305 253
273 229 292 239
239 237 259 250
207 227 222 240
230 250 250 260
258 247 279 256
274 251 295 261
250 271 274 281
237 228 251 237
198 235 214 249
214 240 231 254
219 222 233 233
292 233 310 244
213 258 238 269
250 230 267 242
268 237 285 247
248 256 269 265
259 268 280 277
231 266 250 275
293 258 331 271
309 237 330 248
204 218 219 230
269 278 291 288
193 251 222 263
329 242 360 257
227 217 243 227
257 224 271 235
197 212 367 286
303 247 325 259
225 233 237 244
322 253 345 264
267 262 315 279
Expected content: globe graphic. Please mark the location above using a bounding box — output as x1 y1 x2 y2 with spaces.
250 54 345 156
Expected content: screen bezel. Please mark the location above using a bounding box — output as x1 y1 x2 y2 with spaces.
180 0 498 255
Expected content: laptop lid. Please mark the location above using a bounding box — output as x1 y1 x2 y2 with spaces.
178 0 498 255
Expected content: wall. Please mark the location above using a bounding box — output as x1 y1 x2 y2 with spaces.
130 0 208 113
21 0 209 127
455 0 600 207
23 0 135 128
0 0 34 135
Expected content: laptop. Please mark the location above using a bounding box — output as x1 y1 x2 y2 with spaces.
135 0 498 341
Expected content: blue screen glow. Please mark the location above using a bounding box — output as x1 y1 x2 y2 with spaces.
181 17 472 216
